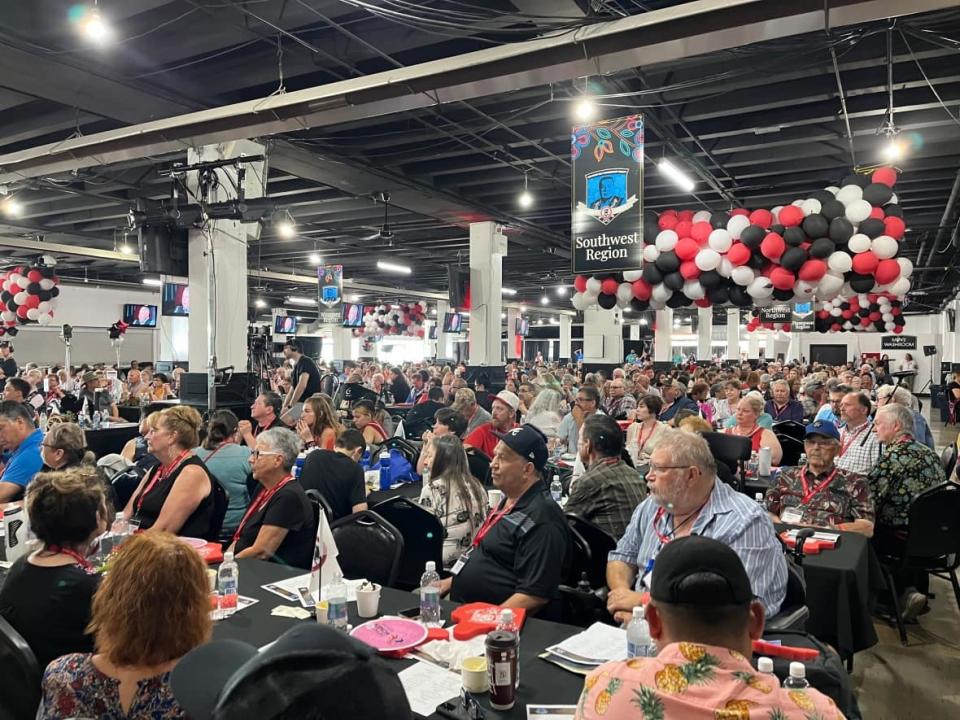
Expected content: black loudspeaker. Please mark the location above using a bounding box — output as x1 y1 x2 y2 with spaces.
465 365 505 393
924 345 937 357
139 224 189 275
448 266 470 310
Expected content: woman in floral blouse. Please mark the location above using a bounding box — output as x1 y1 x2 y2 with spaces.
418 435 489 568
38 532 212 720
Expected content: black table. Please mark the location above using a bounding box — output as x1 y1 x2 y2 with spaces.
368 480 423 506
217 559 584 719
85 422 140 459
117 405 142 423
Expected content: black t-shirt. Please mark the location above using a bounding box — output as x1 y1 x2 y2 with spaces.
235 481 314 569
294 355 322 400
0 557 100 669
475 390 494 413
132 455 215 539
0 355 16 388
299 449 366 522
450 483 571 618
403 400 446 438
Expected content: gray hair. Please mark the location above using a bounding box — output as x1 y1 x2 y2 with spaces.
876 403 914 436
656 428 717 478
258 427 302 471
527 388 564 417
770 379 790 390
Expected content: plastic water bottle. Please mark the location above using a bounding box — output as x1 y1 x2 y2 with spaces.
92 410 102 430
754 493 764 505
360 449 371 469
758 446 772 476
783 661 810 690
217 551 239 618
626 606 655 658
39 411 47 432
799 452 808 467
757 657 780 686
422 466 431 485
327 571 349 630
419 560 443 628
378 448 392 490
293 451 307 480
110 512 129 549
550 474 563 503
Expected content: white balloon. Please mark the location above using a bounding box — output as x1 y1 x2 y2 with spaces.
827 251 853 273
847 234 871 254
622 270 643 282
616 282 634 304
845 199 872 224
26 308 39 321
857 293 869 305
707 228 732 253
871 235 898 259
695 248 722 272
890 193 898 205
585 277 602 294
897 257 914 278
37 301 50 313
683 280 705 300
771 206 783 224
16 276 29 290
616 294 631 309
791 199 805 207
882 312 894 323
649 299 666 311
835 184 863 206
889 277 911 296
830 307 843 317
41 255 56 267
39 279 54 291
801 198 822 216
571 292 588 310
1 311 13 322
583 286 600 300
747 277 774 299
885 322 895 332
651 284 673 302
731 266 755 286
693 210 712 224
818 273 845 298
37 313 53 326
13 291 26 305
824 186 840 196
717 257 734 278
643 245 661 263
754 295 774 307
795 280 817 298
727 215 751 240
655 230 679 251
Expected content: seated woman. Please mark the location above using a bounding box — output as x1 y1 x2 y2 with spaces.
120 410 161 473
689 381 714 425
352 399 389 447
38 532 211 720
524 389 564 440
296 395 342 451
418 435 488 569
41 422 96 472
123 406 217 538
229 427 314 569
625 395 667 466
0 468 106 670
724 394 783 465
194 410 251 543
416 408 467 475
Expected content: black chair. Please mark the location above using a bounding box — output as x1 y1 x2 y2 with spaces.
940 444 957 480
877 483 960 645
370 495 444 590
0 615 41 720
565 513 617 589
767 530 813 632
110 466 145 510
205 479 229 542
331 510 404 587
772 420 806 443
466 450 491 487
776 435 805 467
702 431 751 491
305 488 334 526
380 437 420 467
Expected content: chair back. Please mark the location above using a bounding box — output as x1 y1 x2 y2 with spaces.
904 483 960 562
206 479 229 542
331 510 404 587
940 444 957 480
372 496 445 590
777 435 805 467
466 450 491 487
0 615 41 720
305 488 334 526
565 513 617 588
110 466 146 510
380 437 419 466
702 431 751 490
772 420 806 443
765 556 810 632
566 523 593 586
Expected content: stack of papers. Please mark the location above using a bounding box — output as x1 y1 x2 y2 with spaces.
541 622 627 675
397 660 463 717
784 529 840 544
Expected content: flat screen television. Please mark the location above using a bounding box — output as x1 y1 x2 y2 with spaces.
123 304 157 327
161 282 189 316
443 312 463 333
515 318 529 337
342 303 365 328
429 325 438 340
274 315 298 334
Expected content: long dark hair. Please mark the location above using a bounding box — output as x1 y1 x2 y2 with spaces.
429 435 486 533
203 409 239 450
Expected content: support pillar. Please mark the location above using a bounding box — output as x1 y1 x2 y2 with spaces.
468 222 507 366
748 325 760 360
726 308 740 362
654 308 673 363
330 327 354 364
559 315 572 362
583 307 623 363
506 307 522 361
951 298 960 368
697 307 712 361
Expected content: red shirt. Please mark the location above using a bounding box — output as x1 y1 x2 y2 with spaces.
464 422 518 459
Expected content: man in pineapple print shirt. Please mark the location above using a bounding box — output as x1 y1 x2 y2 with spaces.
576 536 845 720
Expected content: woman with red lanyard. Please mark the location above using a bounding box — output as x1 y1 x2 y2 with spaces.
725 395 783 465
230 427 315 568
123 406 216 539
296 395 342 451
626 396 668 465
194 410 252 543
352 399 389 447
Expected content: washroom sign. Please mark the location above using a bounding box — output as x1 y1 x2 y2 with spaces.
571 115 644 274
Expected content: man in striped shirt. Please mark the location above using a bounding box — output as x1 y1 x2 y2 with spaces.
606 429 787 624
835 391 881 476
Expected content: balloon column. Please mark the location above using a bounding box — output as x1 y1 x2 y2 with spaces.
108 320 130 340
569 168 912 332
357 302 428 338
0 256 61 331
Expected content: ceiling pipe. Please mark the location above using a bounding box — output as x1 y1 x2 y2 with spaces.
925 167 960 266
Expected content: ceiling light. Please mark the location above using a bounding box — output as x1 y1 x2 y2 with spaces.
538 318 545 325
1 198 21 217
430 307 436 315
376 260 412 274
142 277 162 287
119 243 133 255
348 294 361 303
501 313 506 319
518 191 533 208
255 298 267 308
556 285 567 297
658 159 696 193
549 317 559 324
540 295 549 305
287 296 317 306
574 97 595 122
882 136 905 162
277 221 296 240
501 287 517 296
80 7 112 43
308 252 322 265
640 317 648 326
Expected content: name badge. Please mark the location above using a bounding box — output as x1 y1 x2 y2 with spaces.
450 550 472 576
781 507 804 524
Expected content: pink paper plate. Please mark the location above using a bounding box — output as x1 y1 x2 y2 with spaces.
180 537 208 549
350 617 428 652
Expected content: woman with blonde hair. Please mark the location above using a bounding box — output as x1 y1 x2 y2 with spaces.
296 394 342 451
41 422 96 471
724 394 783 465
38 532 212 719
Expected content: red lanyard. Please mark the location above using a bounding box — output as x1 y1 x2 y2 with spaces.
799 465 839 504
635 422 656 451
46 545 96 574
203 442 231 463
254 419 275 437
772 403 790 420
839 423 869 457
135 450 191 513
651 503 706 545
472 500 515 547
232 474 295 543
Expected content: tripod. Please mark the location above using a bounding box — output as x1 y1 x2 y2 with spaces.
247 334 275 396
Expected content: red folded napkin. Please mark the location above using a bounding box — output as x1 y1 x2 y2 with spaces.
197 542 224 564
777 531 836 554
450 602 527 640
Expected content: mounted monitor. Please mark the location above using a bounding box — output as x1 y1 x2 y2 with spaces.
274 315 298 334
429 325 438 340
123 304 157 327
161 282 189 316
342 303 365 328
443 312 463 333
515 318 529 337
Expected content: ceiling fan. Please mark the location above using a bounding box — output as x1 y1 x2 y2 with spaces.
362 191 395 245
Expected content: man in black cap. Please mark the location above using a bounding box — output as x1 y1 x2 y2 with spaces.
576 536 841 720
442 424 571 618
170 623 411 720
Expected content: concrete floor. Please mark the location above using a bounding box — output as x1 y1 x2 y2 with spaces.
848 405 960 719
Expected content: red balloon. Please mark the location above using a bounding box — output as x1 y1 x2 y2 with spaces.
778 205 804 227
680 260 701 280
798 259 827 282
695 297 712 308
867 293 879 303
690 221 712 243
662 209 677 217
842 310 853 320
574 275 588 293
601 278 619 295
869 311 882 322
869 207 885 220
760 232 786 260
849 300 860 312
730 208 750 217
677 210 695 222
860 316 872 327
893 325 903 334
817 310 830 319
727 242 751 266
16 305 28 319
770 266 795 290
831 322 842 332
675 237 700 261
748 209 773 229
875 258 901 285
781 323 791 332
632 279 651 300
851 251 879 275
675 220 693 239
872 167 898 187
884 216 906 240
658 214 678 231
891 306 902 316
24 295 40 309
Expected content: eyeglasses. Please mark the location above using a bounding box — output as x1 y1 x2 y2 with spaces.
647 463 691 474
576 397 596 404
251 450 283 459
41 442 61 450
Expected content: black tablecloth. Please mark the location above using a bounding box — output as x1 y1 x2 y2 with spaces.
216 559 584 719
85 423 140 459
117 405 142 423
368 480 423 506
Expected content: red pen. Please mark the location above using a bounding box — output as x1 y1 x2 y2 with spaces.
752 640 820 661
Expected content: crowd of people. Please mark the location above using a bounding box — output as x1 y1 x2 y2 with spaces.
0 339 952 719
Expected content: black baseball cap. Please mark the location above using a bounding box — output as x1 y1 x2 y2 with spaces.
497 423 549 471
651 536 753 606
170 623 411 720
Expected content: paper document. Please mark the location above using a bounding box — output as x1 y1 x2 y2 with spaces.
398 660 463 717
785 529 840 543
545 622 628 665
262 573 365 606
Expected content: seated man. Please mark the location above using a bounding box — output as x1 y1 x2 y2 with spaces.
402 386 446 439
814 384 849 427
557 385 603 453
877 385 934 450
603 378 637 421
606 429 787 623
238 391 284 449
451 387 491 436
657 380 699 424
0 401 45 502
298 428 368 522
444 425 570 617
577 536 841 720
764 420 874 536
463 390 520 459
764 379 804 422
566 414 647 539
835 391 881 476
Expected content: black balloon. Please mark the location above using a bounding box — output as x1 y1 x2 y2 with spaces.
858 218 886 239
859 308 870 317
630 298 649 312
802 214 828 238
729 286 752 306
666 292 690 308
699 270 722 288
820 199 845 220
841 174 870 188
770 224 786 236
809 190 835 204
597 293 617 309
6 300 15 312
26 282 40 295
783 226 807 247
840 302 850 310
829 217 854 243
51 287 60 298
849 273 874 293
38 290 51 302
6 327 17 337
747 253 766 270
780 246 807 271
740 224 765 248
707 286 729 304
39 267 54 279
883 203 904 218
773 288 794 301
894 316 906 326
644 211 660 241
862 182 893 206
0 292 8 303
663 272 685 291
655 250 680 273
642 264 663 285
710 212 731 230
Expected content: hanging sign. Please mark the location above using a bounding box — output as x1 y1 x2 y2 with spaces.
571 115 644 273
792 301 815 331
317 264 343 326
760 305 791 323
881 335 916 350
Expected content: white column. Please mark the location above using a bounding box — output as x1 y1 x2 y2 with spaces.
436 301 453 359
559 315 572 361
506 307 521 361
952 298 960 367
186 140 264 373
583 306 623 363
468 222 507 366
748 326 761 360
654 308 673 363
697 306 712 360
726 308 740 362
628 322 640 341
330 327 354 363
772 333 790 363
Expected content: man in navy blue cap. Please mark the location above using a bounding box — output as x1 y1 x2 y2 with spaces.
442 424 571 618
763 419 875 536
